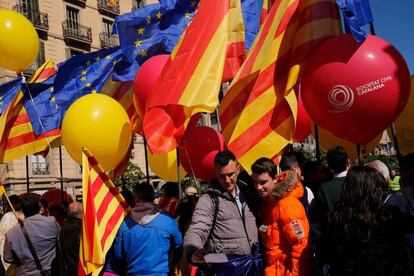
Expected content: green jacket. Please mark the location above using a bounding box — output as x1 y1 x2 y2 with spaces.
318 177 346 213
390 175 400 191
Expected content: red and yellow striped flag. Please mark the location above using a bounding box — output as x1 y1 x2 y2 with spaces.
0 60 60 163
78 148 130 276
219 0 340 172
143 0 245 154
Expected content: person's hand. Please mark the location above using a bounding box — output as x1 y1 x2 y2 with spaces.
191 248 208 263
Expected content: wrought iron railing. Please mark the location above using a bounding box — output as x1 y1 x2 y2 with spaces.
12 4 49 31
99 32 119 48
62 20 92 43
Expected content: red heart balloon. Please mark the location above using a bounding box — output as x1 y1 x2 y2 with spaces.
294 91 311 142
179 126 225 181
301 34 410 145
132 54 170 117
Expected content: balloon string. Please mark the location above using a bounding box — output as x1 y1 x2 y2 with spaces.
183 146 197 181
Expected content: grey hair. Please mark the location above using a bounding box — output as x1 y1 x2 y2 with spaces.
366 160 390 181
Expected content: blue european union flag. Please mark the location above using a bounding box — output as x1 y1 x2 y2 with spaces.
114 0 199 80
23 74 60 135
24 47 124 135
241 0 264 51
0 78 22 116
336 0 373 42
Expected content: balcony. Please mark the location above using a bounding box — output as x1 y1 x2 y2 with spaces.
97 0 120 17
12 4 49 32
62 20 92 45
99 32 119 48
64 0 87 8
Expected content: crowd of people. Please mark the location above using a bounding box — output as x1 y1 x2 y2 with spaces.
0 147 413 276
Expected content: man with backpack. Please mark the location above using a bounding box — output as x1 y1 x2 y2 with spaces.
183 151 261 275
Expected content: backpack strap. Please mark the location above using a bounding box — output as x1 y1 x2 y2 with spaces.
18 219 49 276
204 191 219 247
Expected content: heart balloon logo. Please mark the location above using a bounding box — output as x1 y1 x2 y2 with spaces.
301 34 410 145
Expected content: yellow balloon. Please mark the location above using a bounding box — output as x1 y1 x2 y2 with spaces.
62 94 132 171
0 10 39 72
148 148 186 182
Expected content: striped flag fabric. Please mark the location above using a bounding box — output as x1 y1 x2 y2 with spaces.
219 0 340 172
0 60 60 163
78 148 130 276
143 0 245 154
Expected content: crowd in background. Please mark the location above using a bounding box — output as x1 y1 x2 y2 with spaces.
0 148 413 276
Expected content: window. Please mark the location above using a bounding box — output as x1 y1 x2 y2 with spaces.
65 48 83 59
132 0 145 10
102 19 113 36
31 155 49 175
66 6 79 31
19 0 39 12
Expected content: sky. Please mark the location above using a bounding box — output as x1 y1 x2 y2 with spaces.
369 0 414 74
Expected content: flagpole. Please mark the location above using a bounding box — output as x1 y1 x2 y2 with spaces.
143 136 150 184
59 147 64 203
176 148 182 199
25 156 30 193
369 18 401 162
314 123 321 161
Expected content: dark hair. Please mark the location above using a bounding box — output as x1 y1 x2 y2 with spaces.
121 189 135 208
251 158 278 178
399 153 414 188
21 193 41 217
133 183 155 203
8 195 21 212
330 166 389 237
279 153 298 172
293 152 307 169
161 182 179 198
327 145 348 173
214 151 237 167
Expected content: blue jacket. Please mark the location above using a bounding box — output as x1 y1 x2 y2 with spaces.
108 203 182 275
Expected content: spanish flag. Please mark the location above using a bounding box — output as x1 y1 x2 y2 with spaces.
78 148 130 276
143 0 245 154
0 60 60 163
219 0 340 172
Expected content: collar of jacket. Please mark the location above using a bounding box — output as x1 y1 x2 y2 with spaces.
207 179 248 200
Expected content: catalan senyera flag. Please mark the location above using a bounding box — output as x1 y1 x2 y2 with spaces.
79 148 130 276
0 60 60 163
394 75 414 153
143 0 245 154
219 0 340 172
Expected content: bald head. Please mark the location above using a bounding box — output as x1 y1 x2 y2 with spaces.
185 186 198 196
68 202 82 219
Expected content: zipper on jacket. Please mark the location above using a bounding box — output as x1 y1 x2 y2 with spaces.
232 197 251 249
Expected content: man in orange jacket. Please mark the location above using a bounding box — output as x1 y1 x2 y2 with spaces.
251 158 313 275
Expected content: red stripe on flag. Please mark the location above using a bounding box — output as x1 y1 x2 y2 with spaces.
222 41 245 82
96 185 122 224
273 0 300 39
84 173 99 262
112 81 132 101
227 100 292 157
37 67 56 80
5 128 61 150
91 175 105 198
147 0 232 106
12 112 30 126
100 204 125 249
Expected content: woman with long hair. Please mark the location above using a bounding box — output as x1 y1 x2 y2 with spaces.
318 166 413 275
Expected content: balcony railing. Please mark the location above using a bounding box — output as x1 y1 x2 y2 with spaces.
97 0 120 16
12 4 49 31
99 32 119 48
62 20 92 44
